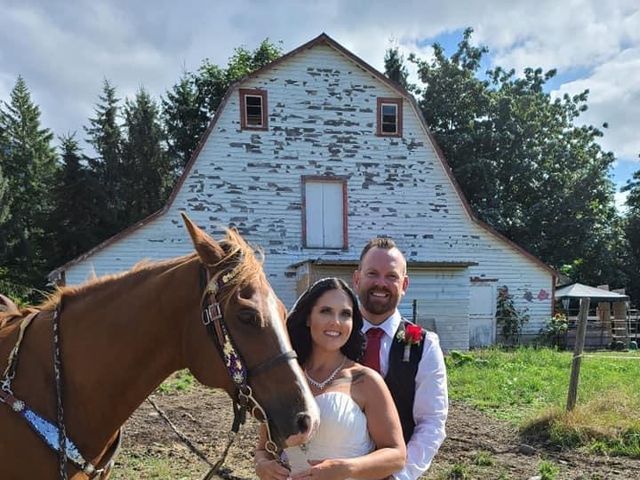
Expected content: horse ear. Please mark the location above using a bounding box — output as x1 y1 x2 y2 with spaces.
181 213 225 265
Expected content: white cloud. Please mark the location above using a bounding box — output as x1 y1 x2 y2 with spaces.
555 47 640 159
0 0 638 175
615 190 630 214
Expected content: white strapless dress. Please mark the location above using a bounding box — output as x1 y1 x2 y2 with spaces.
283 391 375 477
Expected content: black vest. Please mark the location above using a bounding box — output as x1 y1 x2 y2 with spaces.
384 319 425 443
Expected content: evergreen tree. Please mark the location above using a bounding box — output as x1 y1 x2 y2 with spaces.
0 75 58 296
85 79 124 236
0 160 9 227
384 46 411 90
409 28 623 287
122 87 172 225
48 134 103 266
162 73 206 169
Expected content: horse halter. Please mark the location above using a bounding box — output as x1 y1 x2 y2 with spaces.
199 257 297 467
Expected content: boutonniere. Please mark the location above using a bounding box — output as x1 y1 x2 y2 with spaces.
395 324 424 362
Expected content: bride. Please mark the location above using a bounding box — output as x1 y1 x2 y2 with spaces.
255 278 405 480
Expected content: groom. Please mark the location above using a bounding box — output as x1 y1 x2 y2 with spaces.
353 238 448 480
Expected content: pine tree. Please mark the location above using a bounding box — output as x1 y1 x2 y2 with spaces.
122 88 172 225
0 160 9 227
162 73 206 170
48 134 104 266
384 46 411 90
85 79 124 236
0 75 58 296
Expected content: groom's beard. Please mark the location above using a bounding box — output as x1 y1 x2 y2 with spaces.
359 286 398 317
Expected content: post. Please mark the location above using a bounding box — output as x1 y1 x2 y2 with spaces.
566 297 589 411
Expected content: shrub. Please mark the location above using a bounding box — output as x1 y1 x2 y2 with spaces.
496 286 529 345
539 313 568 348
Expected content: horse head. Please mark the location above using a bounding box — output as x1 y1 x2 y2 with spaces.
180 213 319 449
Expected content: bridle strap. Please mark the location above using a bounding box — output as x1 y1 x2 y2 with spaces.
199 261 294 475
52 302 68 480
250 350 297 377
1 312 37 393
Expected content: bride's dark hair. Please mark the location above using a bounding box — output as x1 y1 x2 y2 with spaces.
287 277 366 366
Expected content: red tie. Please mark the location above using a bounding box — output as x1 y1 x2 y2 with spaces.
362 328 384 373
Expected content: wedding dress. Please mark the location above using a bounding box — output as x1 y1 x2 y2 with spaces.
283 391 375 477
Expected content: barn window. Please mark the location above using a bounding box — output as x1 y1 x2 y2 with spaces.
376 97 402 137
302 177 348 249
240 88 268 130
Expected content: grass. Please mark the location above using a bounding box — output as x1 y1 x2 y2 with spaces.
156 369 196 394
447 347 640 457
112 450 202 480
538 460 560 480
472 450 494 466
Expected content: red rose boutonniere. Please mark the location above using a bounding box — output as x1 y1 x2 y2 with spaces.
395 324 424 362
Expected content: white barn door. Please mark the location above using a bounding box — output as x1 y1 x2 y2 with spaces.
469 283 496 348
305 181 343 248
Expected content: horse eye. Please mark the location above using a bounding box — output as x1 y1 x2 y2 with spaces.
237 309 261 327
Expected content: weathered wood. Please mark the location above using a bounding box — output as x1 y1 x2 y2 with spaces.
567 297 590 411
56 38 555 345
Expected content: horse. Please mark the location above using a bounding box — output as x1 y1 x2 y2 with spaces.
0 214 319 479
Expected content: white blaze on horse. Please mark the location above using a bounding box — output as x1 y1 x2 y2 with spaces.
0 214 319 479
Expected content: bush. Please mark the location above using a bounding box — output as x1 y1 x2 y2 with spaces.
539 313 568 348
496 286 529 345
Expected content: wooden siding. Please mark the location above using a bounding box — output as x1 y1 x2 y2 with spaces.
64 42 554 346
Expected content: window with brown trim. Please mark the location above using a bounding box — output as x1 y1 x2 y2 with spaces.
376 97 402 137
302 176 348 249
239 88 268 130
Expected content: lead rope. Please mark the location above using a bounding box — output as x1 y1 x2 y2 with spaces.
52 301 68 480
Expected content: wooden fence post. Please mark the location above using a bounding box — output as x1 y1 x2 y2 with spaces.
566 297 590 411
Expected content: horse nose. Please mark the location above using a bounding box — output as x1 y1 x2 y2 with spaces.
296 413 311 434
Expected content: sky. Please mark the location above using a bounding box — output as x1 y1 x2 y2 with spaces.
1 0 638 210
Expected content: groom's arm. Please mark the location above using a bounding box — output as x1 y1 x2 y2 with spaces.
393 332 448 480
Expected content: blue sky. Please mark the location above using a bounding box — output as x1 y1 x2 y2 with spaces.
1 0 638 210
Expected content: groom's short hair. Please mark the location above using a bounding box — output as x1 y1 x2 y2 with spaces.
359 237 398 264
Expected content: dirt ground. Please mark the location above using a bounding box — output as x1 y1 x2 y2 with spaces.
113 385 639 480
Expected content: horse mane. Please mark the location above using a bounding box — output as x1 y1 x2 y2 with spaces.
0 294 39 329
36 255 198 313
3 228 263 321
213 228 266 304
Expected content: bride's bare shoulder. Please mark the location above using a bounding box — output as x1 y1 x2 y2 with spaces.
346 363 384 387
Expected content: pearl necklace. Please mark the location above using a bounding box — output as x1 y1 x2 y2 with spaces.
304 356 347 390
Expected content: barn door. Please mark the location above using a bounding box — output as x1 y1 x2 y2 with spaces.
469 283 496 348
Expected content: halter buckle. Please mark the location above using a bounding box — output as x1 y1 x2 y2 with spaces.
1 378 12 394
202 303 223 326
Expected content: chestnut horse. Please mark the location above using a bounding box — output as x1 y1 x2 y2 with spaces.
0 214 318 479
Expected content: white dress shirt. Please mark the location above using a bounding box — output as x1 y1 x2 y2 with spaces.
363 310 448 480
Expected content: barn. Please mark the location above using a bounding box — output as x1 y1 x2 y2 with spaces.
49 33 556 351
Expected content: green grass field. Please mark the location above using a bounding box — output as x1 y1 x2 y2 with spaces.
446 347 640 457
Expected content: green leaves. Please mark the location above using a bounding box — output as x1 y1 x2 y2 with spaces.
162 38 283 172
406 28 624 289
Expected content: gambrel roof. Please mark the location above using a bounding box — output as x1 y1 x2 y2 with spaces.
49 33 555 281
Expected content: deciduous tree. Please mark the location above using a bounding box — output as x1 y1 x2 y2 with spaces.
162 39 283 173
409 28 623 286
622 160 640 305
